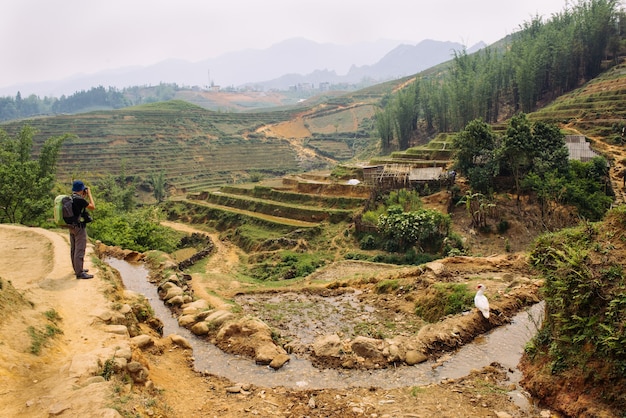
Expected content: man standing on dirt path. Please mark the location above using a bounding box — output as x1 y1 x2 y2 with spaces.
69 180 95 279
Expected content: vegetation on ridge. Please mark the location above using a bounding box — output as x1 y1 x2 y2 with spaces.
523 207 626 414
378 0 622 152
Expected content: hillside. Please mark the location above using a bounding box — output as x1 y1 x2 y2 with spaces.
0 84 393 194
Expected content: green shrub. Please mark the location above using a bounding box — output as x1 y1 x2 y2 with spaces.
376 279 399 294
414 283 474 322
89 205 183 253
497 219 510 234
359 234 376 250
249 251 326 281
530 214 626 370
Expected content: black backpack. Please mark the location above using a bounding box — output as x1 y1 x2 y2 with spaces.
62 195 78 224
54 195 75 226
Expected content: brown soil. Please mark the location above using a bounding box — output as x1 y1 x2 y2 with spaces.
0 223 558 418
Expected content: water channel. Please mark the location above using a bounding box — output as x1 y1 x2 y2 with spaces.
106 257 544 406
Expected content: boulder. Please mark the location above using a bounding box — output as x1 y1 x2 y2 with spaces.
312 334 342 358
424 261 445 275
131 335 154 349
255 343 286 365
126 361 144 373
177 314 197 327
169 334 193 349
350 336 385 362
205 310 234 327
114 345 132 360
182 299 210 315
269 353 291 370
69 352 101 378
405 350 428 365
104 325 129 336
166 295 185 306
191 322 210 336
111 357 127 372
163 285 183 301
216 317 271 340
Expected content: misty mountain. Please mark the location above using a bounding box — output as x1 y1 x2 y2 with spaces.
251 39 485 90
0 38 485 97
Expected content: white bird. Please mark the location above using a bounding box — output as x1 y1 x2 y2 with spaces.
474 284 490 319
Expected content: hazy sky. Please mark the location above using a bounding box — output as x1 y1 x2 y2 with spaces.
1 0 570 88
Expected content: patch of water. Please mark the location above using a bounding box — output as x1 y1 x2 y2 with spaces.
106 257 544 397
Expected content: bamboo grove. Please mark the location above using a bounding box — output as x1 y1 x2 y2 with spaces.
376 0 623 153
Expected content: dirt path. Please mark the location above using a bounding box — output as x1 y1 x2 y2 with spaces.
161 221 245 307
0 224 122 417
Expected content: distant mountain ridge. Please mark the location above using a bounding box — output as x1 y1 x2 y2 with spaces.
0 38 485 97
251 39 485 91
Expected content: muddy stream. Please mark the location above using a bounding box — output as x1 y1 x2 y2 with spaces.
107 258 543 407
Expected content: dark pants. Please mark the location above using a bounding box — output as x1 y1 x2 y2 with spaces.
69 225 88 276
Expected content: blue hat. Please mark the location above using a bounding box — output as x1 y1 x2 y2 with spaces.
72 180 86 192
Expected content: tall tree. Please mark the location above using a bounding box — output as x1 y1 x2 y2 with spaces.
149 171 167 203
453 118 499 193
376 108 394 154
393 84 419 150
0 126 70 225
499 113 534 198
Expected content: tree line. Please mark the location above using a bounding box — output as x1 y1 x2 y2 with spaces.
0 84 180 122
377 0 622 152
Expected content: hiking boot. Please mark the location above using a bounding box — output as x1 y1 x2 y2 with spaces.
76 272 94 279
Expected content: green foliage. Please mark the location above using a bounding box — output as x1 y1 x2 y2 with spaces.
378 1 620 141
44 308 61 322
497 219 510 234
0 126 69 225
524 156 612 221
248 171 264 183
375 108 394 154
563 157 612 221
97 171 136 212
148 171 166 202
89 204 182 252
453 119 499 193
360 190 453 256
454 114 610 221
499 113 569 196
329 165 362 180
414 283 474 322
362 189 423 226
530 214 626 371
361 205 386 226
456 190 496 229
375 279 400 294
385 189 423 212
28 309 63 355
249 251 326 281
377 208 450 252
442 232 466 256
359 234 376 250
99 358 116 381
